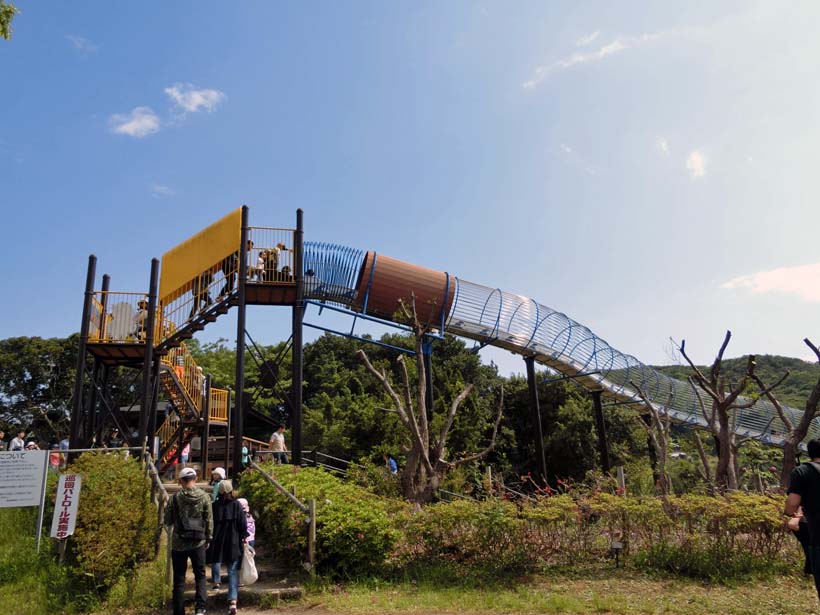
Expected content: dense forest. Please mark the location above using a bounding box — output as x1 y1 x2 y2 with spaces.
1 334 818 495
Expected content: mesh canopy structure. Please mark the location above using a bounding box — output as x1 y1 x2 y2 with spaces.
304 242 817 446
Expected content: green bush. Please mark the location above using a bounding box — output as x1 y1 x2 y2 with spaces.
347 458 401 499
241 464 403 577
398 499 530 575
65 453 156 600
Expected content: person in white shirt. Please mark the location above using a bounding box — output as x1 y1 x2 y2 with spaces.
9 430 26 451
268 425 288 464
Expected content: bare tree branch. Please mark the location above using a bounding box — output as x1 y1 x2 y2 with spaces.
358 349 434 474
693 430 712 484
679 340 719 401
689 376 716 430
450 386 504 467
709 330 732 384
434 383 474 460
750 372 792 431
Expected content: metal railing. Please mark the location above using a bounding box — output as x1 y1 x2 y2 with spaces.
209 388 229 422
88 291 151 343
247 226 297 284
161 344 206 412
249 460 315 576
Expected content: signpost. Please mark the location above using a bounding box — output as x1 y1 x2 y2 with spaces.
0 450 48 508
50 474 82 539
0 449 49 551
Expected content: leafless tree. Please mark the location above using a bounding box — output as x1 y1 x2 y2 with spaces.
630 382 673 497
751 338 820 488
358 294 504 508
679 331 784 491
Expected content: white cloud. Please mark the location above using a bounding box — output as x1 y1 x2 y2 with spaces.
686 150 706 178
722 263 820 303
165 83 226 114
560 143 572 154
523 31 664 89
576 31 600 46
656 136 669 154
108 107 161 138
65 34 98 55
150 184 176 198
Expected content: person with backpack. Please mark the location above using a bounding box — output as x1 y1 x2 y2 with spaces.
164 467 213 615
786 438 820 599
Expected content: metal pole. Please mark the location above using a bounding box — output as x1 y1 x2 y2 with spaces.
233 206 249 477
202 375 212 475
84 274 110 443
70 255 96 453
35 452 49 553
139 258 160 455
308 498 316 578
423 337 434 422
225 388 233 475
94 365 110 447
291 208 304 466
591 390 611 473
524 356 547 482
147 358 162 455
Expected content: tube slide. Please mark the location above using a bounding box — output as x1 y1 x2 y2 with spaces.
301 242 816 446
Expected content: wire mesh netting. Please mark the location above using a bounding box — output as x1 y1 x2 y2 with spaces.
300 242 817 446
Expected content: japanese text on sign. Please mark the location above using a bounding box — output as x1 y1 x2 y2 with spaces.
50 474 82 539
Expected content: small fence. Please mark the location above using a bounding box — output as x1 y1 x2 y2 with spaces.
88 291 152 344
247 227 296 284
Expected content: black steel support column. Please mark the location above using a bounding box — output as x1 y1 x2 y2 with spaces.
232 206 250 477
525 356 547 482
95 365 110 447
202 375 212 475
591 390 611 473
225 389 233 474
147 358 162 457
291 208 304 466
139 258 160 454
423 337 434 422
84 274 110 443
70 255 96 452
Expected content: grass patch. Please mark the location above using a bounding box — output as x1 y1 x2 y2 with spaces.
296 565 819 615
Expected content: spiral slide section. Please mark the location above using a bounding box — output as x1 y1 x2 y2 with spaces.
302 242 817 446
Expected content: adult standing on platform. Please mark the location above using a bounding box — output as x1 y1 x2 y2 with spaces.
218 240 254 299
786 438 820 600
164 467 212 615
0 430 6 450
268 424 289 464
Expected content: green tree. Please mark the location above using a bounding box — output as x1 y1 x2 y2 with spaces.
0 1 19 40
0 336 77 442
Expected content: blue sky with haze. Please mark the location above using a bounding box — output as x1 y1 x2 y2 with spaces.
3 1 819 374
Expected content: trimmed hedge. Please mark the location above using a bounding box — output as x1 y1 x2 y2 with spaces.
241 464 402 577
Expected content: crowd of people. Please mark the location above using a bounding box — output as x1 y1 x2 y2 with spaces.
0 428 133 470
165 466 257 615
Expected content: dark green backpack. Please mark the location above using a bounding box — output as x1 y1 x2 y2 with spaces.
173 492 206 540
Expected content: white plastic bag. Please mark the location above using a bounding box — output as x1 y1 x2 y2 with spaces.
239 544 258 585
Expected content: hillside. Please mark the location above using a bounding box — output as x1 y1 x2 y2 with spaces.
653 355 819 409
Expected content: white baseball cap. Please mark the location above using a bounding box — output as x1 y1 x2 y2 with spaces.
179 467 197 480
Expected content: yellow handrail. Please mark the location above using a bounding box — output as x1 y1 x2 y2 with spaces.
209 388 229 422
161 342 205 413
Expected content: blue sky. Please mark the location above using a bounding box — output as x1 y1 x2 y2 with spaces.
2 1 820 374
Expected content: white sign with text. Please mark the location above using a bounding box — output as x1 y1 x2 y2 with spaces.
0 450 48 508
50 474 82 539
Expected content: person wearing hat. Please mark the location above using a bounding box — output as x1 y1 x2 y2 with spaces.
132 298 148 341
164 466 212 615
206 480 248 615
107 429 123 449
25 441 40 450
